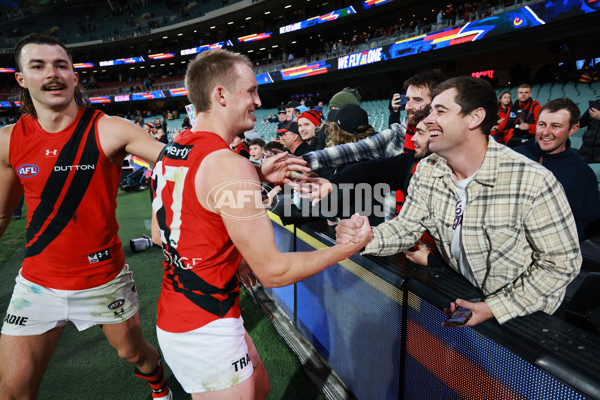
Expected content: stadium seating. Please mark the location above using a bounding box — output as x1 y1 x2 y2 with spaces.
0 0 242 46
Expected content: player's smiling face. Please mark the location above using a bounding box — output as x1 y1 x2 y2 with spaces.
227 63 261 134
15 43 78 112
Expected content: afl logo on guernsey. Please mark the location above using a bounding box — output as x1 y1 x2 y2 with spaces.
108 299 126 310
17 164 39 178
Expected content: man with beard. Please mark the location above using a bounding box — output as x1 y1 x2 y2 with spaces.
0 34 171 399
301 71 444 175
301 71 444 219
278 121 309 156
301 107 432 207
300 107 438 256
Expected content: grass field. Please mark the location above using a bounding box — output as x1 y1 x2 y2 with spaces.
0 189 325 400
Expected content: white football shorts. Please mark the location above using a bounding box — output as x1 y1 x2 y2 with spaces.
157 316 255 394
1 265 139 336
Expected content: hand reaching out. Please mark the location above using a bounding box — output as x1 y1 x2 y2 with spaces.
297 176 333 207
259 151 311 184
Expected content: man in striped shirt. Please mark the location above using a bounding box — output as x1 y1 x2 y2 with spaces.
336 76 581 326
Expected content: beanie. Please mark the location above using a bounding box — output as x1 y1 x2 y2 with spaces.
329 87 361 109
336 103 369 134
298 110 322 127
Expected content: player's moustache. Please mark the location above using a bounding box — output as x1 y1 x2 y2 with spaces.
42 80 67 91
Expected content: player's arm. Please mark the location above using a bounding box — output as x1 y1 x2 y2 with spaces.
97 115 165 165
0 125 24 240
197 150 371 288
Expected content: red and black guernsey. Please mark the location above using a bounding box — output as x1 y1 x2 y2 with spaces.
9 108 124 290
152 130 242 333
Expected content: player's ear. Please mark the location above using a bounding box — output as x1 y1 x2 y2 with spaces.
15 72 26 88
213 85 227 107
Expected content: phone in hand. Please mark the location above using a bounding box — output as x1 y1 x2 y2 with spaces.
590 100 599 109
392 93 406 108
442 306 472 327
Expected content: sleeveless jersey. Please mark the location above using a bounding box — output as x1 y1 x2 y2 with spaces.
152 130 242 333
9 108 124 290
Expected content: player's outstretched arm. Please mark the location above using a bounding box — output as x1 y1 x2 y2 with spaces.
97 115 165 165
0 125 24 240
198 150 371 288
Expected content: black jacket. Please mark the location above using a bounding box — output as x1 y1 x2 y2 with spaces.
578 107 600 163
515 140 600 240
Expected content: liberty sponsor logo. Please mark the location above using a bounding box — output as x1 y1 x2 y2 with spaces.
206 180 275 220
17 164 39 178
54 164 96 172
232 353 251 372
45 149 58 157
4 313 28 326
88 248 111 263
165 143 193 160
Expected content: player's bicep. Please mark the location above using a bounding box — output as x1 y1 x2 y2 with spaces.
99 116 165 164
0 163 22 217
0 126 24 232
222 211 280 279
197 152 280 273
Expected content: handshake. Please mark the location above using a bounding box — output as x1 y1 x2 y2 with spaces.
334 213 373 248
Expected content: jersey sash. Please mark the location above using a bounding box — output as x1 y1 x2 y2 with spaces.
25 108 101 257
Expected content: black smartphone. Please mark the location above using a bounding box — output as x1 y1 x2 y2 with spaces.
442 306 472 327
590 100 598 109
